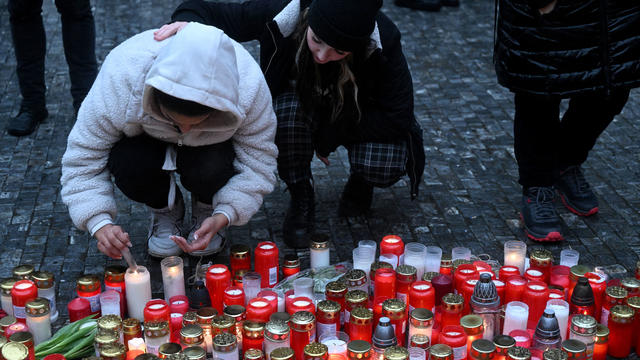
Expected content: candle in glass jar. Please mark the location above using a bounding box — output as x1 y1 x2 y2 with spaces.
289 297 315 316
568 315 596 359
76 275 101 316
508 329 531 348
545 299 569 341
11 280 38 324
124 266 152 322
169 295 190 314
223 286 245 308
439 325 467 360
206 264 231 314
408 308 433 341
144 299 170 322
99 290 121 317
255 242 279 288
504 241 526 275
349 306 373 342
494 335 516 360
243 272 262 306
1 278 17 317
382 299 407 347
600 286 626 326
499 266 520 281
425 246 443 274
317 300 341 339
326 281 348 327
374 268 396 301
67 297 91 322
569 278 595 318
529 249 553 284
283 254 301 278
380 235 404 266
504 276 527 304
259 290 279 314
441 293 464 329
161 256 186 302
31 272 58 323
290 311 316 360
593 324 608 360
502 301 528 336
454 265 479 295
461 315 484 355
606 305 633 358
247 297 273 323
584 273 606 320
395 265 415 303
104 265 127 318
431 275 453 306
524 281 550 330
409 281 435 313
24 298 50 345
310 234 331 271
230 244 251 276
524 269 544 283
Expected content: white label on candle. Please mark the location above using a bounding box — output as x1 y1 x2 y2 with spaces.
268 267 277 285
316 322 337 339
82 294 101 312
601 307 610 326
105 285 122 293
13 305 26 319
209 267 226 274
42 293 57 316
453 345 466 360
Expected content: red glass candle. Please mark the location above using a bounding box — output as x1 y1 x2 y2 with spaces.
288 297 315 316
374 268 396 301
460 279 477 315
529 249 553 284
283 254 300 278
522 281 549 329
382 299 407 347
144 299 170 322
432 275 453 306
380 235 404 262
243 320 265 353
170 312 183 342
255 241 279 288
11 280 38 323
325 281 347 327
258 290 278 314
284 289 295 313
439 325 467 360
396 265 416 303
409 281 436 313
585 272 606 321
568 265 592 301
607 305 633 358
246 297 272 323
493 280 506 306
504 276 527 304
440 257 453 276
593 324 608 360
547 289 564 300
524 269 544 283
550 266 570 299
222 286 245 308
67 297 91 322
454 265 479 295
441 293 464 329
206 264 231 314
508 329 531 348
6 322 29 338
316 300 341 337
76 275 101 316
349 306 373 342
499 266 520 281
169 295 190 314
230 244 251 276
290 311 315 360
372 296 390 330
626 296 640 354
104 265 127 318
600 286 626 326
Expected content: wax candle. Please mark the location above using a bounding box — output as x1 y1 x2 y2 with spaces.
395 265 416 303
247 297 273 323
345 270 368 294
508 329 531 348
545 299 569 342
440 256 453 276
380 235 404 266
353 247 375 277
504 276 527 304
161 256 186 302
325 282 348 327
425 246 443 273
454 265 479 296
283 254 301 278
25 298 50 345
206 264 231 314
499 266 520 281
125 266 152 322
409 281 435 313
451 247 471 262
294 277 315 299
599 286 626 326
288 297 315 316
290 311 316 360
100 290 121 317
104 265 127 319
524 281 550 329
1 278 17 317
461 315 484 355
441 293 464 329
379 255 398 270
76 275 101 316
67 297 91 322
494 335 516 360
439 325 467 360
529 249 553 284
169 295 190 314
123 318 143 352
31 272 58 323
568 315 596 359
559 250 579 268
213 332 238 360
243 272 262 306
493 280 506 306
606 305 633 358
408 308 433 341
310 234 331 271
404 243 427 280
255 242 279 288
196 307 217 354
626 296 640 353
9 331 35 360
243 320 265 352
524 269 544 283
258 290 279 314
504 241 526 275
584 272 605 320
428 344 454 360
317 300 341 339
349 306 373 342
264 320 290 360
11 280 37 324
230 244 251 276
347 339 372 360
503 302 528 335
374 268 396 301
593 324 608 360
432 275 453 306
382 299 407 347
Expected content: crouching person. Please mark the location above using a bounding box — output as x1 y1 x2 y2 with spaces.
60 23 278 259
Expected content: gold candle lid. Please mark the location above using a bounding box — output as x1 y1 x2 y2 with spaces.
344 269 367 286
224 304 246 319
471 339 496 354
270 347 295 360
213 332 237 352
595 323 609 337
97 314 123 332
569 265 592 278
410 334 429 347
351 306 373 324
243 320 265 339
104 265 126 282
165 354 187 360
9 332 32 344
180 324 204 342
461 314 484 335
212 314 235 330
429 344 453 359
12 265 34 279
347 340 371 354
31 271 54 289
409 308 433 324
422 272 440 282
244 349 264 360
265 320 290 339
626 295 640 309
76 274 100 292
383 346 409 360
145 321 169 337
283 254 300 268
183 346 206 360
159 343 182 357
621 277 640 291
310 234 329 249
440 255 452 268
304 342 328 357
326 281 347 295
382 298 406 317
530 249 553 263
606 286 628 299
182 311 197 325
542 349 568 360
370 262 393 276
99 343 126 358
611 304 634 322
570 315 596 335
507 346 531 360
25 297 50 316
290 311 315 331
317 300 341 315
442 293 464 311
1 342 29 360
0 316 17 329
561 339 587 354
196 307 217 322
123 318 141 334
494 335 516 352
94 330 119 345
270 312 291 323
135 354 160 360
231 244 250 258
396 264 417 277
0 278 18 296
345 290 368 304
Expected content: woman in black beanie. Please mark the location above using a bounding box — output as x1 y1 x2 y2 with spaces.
155 0 425 248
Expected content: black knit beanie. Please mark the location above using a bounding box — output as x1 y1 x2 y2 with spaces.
307 0 383 52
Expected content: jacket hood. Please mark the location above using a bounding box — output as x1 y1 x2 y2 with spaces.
143 22 242 131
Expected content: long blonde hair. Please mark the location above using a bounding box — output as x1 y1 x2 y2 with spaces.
294 9 363 123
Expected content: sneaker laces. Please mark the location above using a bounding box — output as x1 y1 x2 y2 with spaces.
565 166 591 194
148 211 182 240
529 187 557 220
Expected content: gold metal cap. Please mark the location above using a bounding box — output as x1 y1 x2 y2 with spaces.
396 264 416 277
442 293 464 311
104 265 126 282
123 318 141 334
182 346 206 360
507 346 531 360
317 300 341 314
1 342 29 360
325 281 347 295
422 272 440 282
530 249 553 262
345 290 368 305
410 334 429 347
265 320 290 339
270 347 295 360
212 314 235 329
347 340 371 353
76 274 100 292
12 265 34 279
159 343 182 357
561 339 587 354
290 311 315 331
223 304 246 319
409 308 434 323
611 304 634 322
310 234 329 249
570 315 596 335
304 342 328 357
25 297 50 316
270 312 291 323
243 348 264 360
605 286 628 299
351 306 373 324
30 271 54 289
569 265 593 278
99 343 126 358
144 321 169 337
596 323 609 338
243 320 265 339
182 311 197 325
370 262 393 275
196 307 217 321
231 244 250 258
542 349 567 360
471 339 496 354
428 344 453 358
494 335 516 350
97 314 123 332
135 354 160 360
94 329 119 345
180 324 204 340
9 332 32 344
383 346 409 360
0 316 17 328
382 298 406 317
0 278 17 296
213 332 237 352
461 314 484 335
345 269 366 285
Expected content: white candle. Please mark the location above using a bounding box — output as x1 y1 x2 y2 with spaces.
26 311 51 345
504 241 527 274
293 277 314 299
379 254 398 269
404 243 427 280
127 337 146 353
242 272 261 306
310 236 331 271
425 246 443 273
560 249 580 267
451 247 471 261
546 299 569 341
503 301 529 335
100 290 120 316
1 294 13 317
161 256 186 302
125 266 151 321
353 247 375 277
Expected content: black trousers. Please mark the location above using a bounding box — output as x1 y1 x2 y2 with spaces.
107 135 236 209
8 0 98 110
514 89 630 189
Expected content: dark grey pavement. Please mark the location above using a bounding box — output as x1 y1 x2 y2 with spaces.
0 0 639 325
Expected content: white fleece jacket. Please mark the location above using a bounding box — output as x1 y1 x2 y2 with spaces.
60 22 278 234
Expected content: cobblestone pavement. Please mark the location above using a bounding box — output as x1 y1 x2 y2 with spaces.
0 0 639 325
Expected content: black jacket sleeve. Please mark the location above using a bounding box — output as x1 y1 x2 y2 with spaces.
171 0 280 42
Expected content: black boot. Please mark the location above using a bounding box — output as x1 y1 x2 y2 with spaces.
338 174 374 217
7 106 48 136
283 180 315 249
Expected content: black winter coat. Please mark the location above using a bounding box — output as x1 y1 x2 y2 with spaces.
172 0 425 199
494 0 640 96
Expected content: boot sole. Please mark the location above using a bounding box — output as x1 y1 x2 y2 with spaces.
520 214 564 242
557 191 599 217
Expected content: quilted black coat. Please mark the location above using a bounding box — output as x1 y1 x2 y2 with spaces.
494 0 640 96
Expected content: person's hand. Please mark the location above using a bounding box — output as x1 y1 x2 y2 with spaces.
539 0 557 14
153 21 189 41
316 153 330 166
171 213 229 253
95 224 131 259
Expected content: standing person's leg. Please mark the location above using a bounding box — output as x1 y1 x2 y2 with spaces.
177 140 236 256
554 88 631 216
274 91 315 248
55 0 98 114
342 142 407 216
7 0 48 136
107 134 184 257
514 92 564 241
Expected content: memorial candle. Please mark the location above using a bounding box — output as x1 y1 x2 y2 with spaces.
24 298 50 345
169 295 190 314
523 281 550 330
593 324 608 360
310 234 331 271
317 300 341 338
374 268 396 301
504 276 527 304
11 281 37 324
206 264 231 314
409 281 435 313
584 273 605 320
161 256 186 302
599 286 626 326
76 275 101 316
247 297 273 323
529 249 553 284
504 241 526 275
425 246 443 274
380 235 404 266
230 244 251 277
499 266 520 281
255 242 279 288
432 275 453 306
1 278 17 317
349 306 373 342
382 299 407 347
503 302 528 336
31 272 58 323
606 305 633 358
144 299 170 322
104 266 126 319
125 266 152 322
545 299 569 341
395 265 416 303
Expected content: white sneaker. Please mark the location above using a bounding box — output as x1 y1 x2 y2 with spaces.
147 196 184 257
188 199 226 256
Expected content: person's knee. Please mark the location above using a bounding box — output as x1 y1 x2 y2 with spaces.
8 0 43 21
107 136 164 178
55 0 92 19
178 143 236 195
